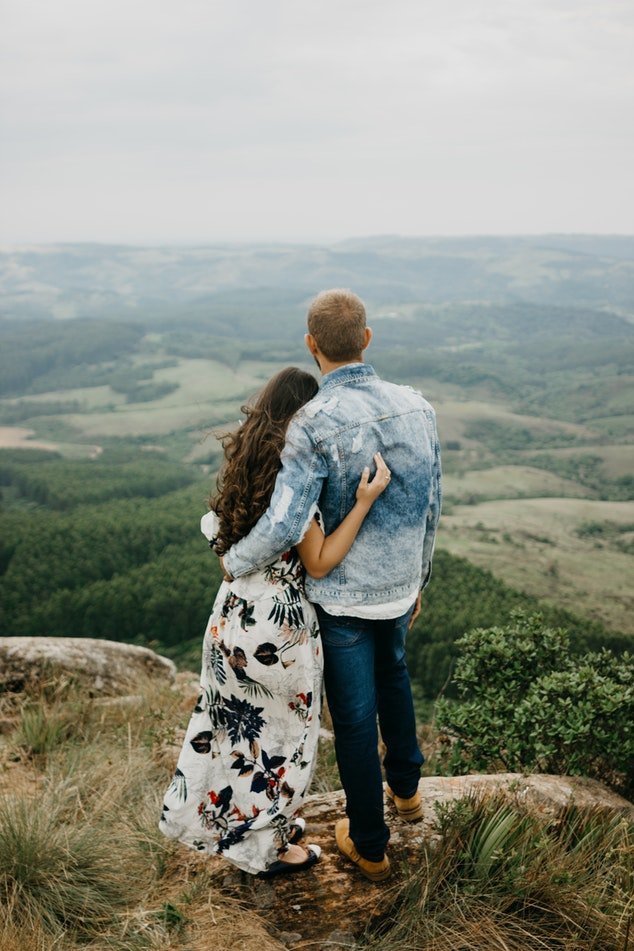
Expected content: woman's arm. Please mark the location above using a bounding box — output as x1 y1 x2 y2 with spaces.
296 452 391 579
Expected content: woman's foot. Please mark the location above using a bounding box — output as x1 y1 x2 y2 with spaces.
257 844 321 878
280 843 310 864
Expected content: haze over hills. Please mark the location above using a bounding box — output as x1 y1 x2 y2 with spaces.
1 235 634 322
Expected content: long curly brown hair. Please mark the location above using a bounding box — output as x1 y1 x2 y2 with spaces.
209 367 319 555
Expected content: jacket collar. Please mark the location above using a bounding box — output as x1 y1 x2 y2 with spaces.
319 362 377 391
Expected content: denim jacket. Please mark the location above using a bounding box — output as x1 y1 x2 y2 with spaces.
223 363 442 606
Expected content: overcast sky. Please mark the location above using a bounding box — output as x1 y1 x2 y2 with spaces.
1 0 632 243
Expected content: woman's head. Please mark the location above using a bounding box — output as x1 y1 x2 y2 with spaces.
249 366 320 428
210 367 319 554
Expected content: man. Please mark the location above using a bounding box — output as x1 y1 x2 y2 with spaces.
222 288 442 881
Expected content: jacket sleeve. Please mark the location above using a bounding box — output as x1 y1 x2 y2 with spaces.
223 416 328 578
420 413 442 590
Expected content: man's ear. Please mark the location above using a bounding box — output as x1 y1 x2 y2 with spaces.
305 333 323 371
305 333 319 357
362 327 373 351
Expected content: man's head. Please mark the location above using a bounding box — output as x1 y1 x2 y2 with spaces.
305 288 372 372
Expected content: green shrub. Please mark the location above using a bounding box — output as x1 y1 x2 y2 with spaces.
435 612 634 794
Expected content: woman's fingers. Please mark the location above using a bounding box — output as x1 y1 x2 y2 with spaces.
361 452 391 497
356 453 392 501
373 452 391 487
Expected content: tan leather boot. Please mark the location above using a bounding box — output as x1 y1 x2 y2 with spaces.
334 818 391 883
385 784 424 821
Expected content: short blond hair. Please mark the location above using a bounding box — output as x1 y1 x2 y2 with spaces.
307 289 367 362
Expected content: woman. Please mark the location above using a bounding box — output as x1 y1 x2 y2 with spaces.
158 367 391 877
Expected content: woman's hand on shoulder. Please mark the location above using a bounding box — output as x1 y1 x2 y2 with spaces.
355 452 391 508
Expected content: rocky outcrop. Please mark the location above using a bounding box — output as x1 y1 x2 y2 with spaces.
0 636 176 697
192 773 634 949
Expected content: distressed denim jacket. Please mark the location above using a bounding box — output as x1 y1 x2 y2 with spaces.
224 363 442 606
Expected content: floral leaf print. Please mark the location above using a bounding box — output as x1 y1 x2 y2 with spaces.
271 814 292 852
254 642 279 667
268 587 305 629
230 753 255 777
218 639 254 683
217 825 250 853
221 592 241 619
250 771 269 794
281 781 295 799
250 739 260 758
288 692 312 721
215 785 233 812
223 695 265 744
190 731 213 754
197 785 233 831
219 643 274 698
282 624 309 650
221 592 257 630
193 685 226 730
204 642 227 685
208 687 227 732
167 767 188 802
238 601 256 631
263 549 303 587
228 646 247 673
238 676 274 701
261 749 286 771
289 740 310 770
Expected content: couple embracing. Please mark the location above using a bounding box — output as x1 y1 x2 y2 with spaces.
159 289 442 882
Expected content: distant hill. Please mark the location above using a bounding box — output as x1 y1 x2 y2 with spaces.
1 235 633 322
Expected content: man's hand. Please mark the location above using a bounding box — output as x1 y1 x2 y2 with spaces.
219 556 234 583
409 591 422 629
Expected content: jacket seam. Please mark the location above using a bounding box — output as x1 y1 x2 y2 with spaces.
312 406 427 446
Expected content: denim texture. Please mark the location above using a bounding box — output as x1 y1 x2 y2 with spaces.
224 363 442 606
317 603 424 861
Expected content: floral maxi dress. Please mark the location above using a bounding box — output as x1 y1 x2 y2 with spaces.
158 511 323 874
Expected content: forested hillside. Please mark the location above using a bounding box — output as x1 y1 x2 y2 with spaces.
0 451 628 700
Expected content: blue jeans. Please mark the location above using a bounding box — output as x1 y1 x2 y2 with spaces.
316 604 424 862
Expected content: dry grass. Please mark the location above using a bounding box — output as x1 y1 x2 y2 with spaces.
362 795 634 951
0 675 286 951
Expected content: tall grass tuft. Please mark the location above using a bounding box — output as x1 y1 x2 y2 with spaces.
0 789 148 943
363 794 634 951
12 701 77 757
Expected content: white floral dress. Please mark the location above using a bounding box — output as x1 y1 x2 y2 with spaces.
158 511 323 875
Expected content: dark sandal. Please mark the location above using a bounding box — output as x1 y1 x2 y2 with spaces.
258 844 321 879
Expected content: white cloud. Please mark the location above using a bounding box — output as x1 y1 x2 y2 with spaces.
0 0 632 241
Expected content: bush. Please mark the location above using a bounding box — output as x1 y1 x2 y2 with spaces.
435 612 634 794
